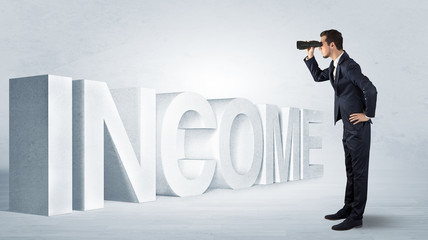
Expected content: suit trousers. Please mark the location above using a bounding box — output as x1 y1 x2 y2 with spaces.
341 120 371 220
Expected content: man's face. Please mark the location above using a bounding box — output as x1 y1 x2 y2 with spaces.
319 36 330 59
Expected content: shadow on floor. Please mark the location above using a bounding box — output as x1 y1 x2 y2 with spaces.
0 192 8 211
363 214 398 229
0 171 8 211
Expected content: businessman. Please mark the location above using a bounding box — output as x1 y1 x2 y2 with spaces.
303 29 377 231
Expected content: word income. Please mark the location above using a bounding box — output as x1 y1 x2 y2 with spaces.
9 75 323 216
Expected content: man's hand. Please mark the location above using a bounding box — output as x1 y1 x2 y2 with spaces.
306 46 314 59
349 113 370 125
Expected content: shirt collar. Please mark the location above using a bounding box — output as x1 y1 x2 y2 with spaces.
333 51 345 68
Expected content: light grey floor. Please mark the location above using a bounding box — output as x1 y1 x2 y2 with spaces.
1 168 427 240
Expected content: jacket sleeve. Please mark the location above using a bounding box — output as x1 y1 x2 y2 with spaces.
304 56 330 82
345 61 378 118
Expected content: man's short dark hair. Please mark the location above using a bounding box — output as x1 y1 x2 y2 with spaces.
320 29 343 50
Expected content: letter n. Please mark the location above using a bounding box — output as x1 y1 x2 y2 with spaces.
73 80 155 211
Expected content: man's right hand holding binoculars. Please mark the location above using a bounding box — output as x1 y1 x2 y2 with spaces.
306 46 314 60
296 40 322 59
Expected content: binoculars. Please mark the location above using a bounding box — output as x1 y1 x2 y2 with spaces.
296 41 322 50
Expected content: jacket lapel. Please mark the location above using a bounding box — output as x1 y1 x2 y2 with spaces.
333 51 349 89
334 64 340 89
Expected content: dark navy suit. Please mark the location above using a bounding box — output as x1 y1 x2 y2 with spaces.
304 51 377 220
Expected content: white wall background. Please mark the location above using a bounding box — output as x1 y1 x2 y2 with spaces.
0 0 427 185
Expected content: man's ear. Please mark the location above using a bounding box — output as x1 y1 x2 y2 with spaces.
330 42 335 48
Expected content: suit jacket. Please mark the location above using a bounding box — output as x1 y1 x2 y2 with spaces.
304 51 377 125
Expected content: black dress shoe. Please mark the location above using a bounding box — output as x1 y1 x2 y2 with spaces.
324 208 350 220
332 218 363 231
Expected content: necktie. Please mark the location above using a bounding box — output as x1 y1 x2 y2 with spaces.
333 66 336 80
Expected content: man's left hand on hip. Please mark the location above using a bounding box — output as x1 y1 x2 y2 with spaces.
349 113 370 125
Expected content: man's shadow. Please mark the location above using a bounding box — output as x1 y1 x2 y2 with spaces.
363 214 397 229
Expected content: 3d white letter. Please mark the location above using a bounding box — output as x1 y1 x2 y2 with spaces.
106 88 156 202
209 98 263 189
256 104 285 184
156 92 217 196
301 109 323 179
73 80 153 211
281 107 300 181
9 75 72 216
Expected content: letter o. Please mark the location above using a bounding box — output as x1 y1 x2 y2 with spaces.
208 98 263 189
